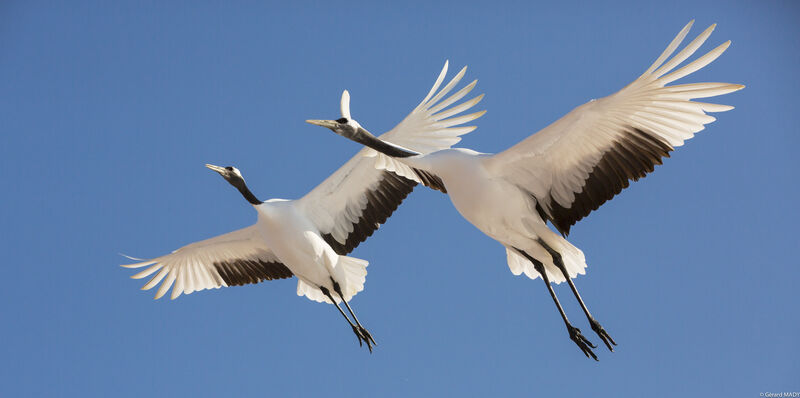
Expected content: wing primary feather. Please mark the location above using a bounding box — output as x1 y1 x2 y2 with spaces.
171 258 187 300
142 266 170 290
658 41 730 85
427 80 478 114
418 60 449 107
120 259 155 269
432 93 485 122
432 110 487 128
652 23 716 79
697 102 735 112
154 269 176 300
424 66 467 109
131 263 163 279
642 20 694 76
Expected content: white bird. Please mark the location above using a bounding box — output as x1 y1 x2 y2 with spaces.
122 62 485 352
309 21 744 359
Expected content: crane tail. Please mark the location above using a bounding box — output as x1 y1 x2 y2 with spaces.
296 256 368 304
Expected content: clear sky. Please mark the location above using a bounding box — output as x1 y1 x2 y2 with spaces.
1 1 797 396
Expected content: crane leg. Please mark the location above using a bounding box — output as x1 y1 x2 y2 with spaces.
513 247 597 360
537 238 617 351
331 277 377 351
319 286 370 352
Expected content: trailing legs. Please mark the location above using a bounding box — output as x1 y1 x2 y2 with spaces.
331 277 376 351
537 238 616 351
513 246 598 360
319 284 374 353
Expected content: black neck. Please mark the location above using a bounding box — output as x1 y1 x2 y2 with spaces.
351 127 420 158
232 180 262 205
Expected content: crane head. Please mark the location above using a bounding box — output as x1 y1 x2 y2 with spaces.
205 164 262 205
306 89 364 136
305 117 363 137
306 90 418 158
205 164 245 186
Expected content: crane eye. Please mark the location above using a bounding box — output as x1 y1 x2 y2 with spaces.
225 167 233 171
336 118 348 124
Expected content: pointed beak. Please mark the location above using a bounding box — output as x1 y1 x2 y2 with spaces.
205 164 226 174
305 119 339 129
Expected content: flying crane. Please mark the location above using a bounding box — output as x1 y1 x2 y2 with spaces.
309 21 743 359
123 62 484 352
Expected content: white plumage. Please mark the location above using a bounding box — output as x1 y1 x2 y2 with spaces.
316 21 744 359
122 61 484 350
122 225 287 300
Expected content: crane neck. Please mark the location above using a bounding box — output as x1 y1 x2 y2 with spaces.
349 127 420 158
232 179 262 205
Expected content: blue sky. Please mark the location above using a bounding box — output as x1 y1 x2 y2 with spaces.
1 1 797 396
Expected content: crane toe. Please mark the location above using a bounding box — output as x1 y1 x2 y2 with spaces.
359 326 377 353
567 325 598 361
350 324 365 347
589 318 616 351
349 324 376 353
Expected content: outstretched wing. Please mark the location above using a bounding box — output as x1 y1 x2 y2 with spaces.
484 21 743 236
121 225 292 300
298 61 484 255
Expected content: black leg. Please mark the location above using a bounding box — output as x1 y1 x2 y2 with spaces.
320 286 367 350
513 247 598 361
331 278 376 352
537 239 616 351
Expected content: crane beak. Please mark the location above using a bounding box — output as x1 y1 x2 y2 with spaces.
205 164 226 174
305 119 338 129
